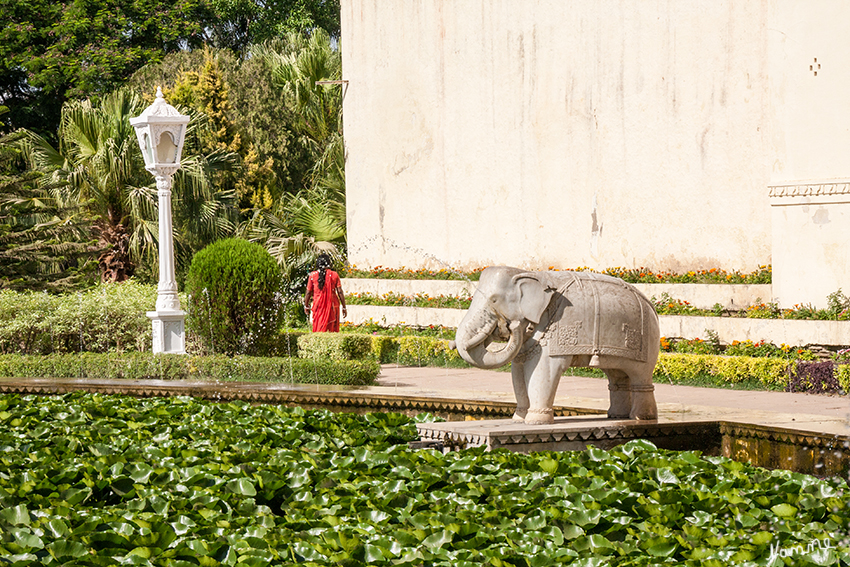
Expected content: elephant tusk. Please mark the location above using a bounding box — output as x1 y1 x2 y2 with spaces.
456 319 525 370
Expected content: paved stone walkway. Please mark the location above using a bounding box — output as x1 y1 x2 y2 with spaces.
371 364 850 436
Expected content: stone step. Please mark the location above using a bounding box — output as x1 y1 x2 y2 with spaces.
343 278 773 310
346 305 850 347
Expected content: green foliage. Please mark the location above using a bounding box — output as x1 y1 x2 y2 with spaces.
370 335 399 363
669 337 722 355
0 130 98 290
725 340 817 360
341 321 457 340
827 289 850 317
345 265 483 281
745 300 781 319
0 281 157 354
158 48 278 211
296 332 373 361
344 266 770 284
205 0 341 53
270 329 306 358
185 238 283 356
655 353 791 389
129 48 313 205
836 364 850 393
395 336 466 368
0 395 847 566
651 293 705 316
15 89 239 283
603 265 773 284
243 33 347 292
0 0 210 136
348 292 473 309
0 353 379 384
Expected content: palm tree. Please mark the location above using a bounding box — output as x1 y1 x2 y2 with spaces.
254 30 342 152
248 31 347 292
16 89 238 283
241 193 345 289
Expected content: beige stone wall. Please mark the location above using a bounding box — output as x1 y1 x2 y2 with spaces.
767 0 850 308
342 1 773 273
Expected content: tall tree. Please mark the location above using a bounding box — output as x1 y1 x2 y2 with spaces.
16 90 238 283
206 0 341 53
245 32 346 273
0 120 98 291
0 0 341 138
128 48 312 205
0 0 210 137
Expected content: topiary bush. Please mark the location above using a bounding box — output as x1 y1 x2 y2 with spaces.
185 238 283 356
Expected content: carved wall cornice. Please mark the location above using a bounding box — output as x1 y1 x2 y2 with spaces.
768 181 850 198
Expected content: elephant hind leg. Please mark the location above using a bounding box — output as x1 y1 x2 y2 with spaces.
605 369 631 419
629 381 657 420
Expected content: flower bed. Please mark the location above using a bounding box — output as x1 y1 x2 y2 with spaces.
344 265 773 284
0 393 846 566
349 290 850 322
653 291 850 321
348 292 472 310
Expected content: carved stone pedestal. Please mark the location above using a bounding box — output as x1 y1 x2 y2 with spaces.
147 310 186 354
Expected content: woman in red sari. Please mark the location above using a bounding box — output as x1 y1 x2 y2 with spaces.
304 254 347 332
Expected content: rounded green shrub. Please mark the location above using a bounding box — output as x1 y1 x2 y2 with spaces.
185 238 282 356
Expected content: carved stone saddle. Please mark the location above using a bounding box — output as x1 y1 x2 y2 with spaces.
545 272 654 362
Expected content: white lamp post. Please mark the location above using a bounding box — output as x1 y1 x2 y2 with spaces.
130 88 190 354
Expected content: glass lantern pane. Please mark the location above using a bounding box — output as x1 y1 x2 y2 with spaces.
157 132 178 163
143 133 154 165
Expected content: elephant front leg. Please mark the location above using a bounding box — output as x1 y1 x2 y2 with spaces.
525 354 571 425
511 360 530 422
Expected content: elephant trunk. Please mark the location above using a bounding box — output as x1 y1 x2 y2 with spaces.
455 317 525 370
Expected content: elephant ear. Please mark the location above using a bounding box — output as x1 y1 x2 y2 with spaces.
512 273 553 324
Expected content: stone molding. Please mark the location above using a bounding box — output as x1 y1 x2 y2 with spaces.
0 378 601 421
769 181 850 206
416 419 719 453
2 376 846 477
768 181 850 198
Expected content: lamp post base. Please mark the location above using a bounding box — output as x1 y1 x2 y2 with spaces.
147 310 187 354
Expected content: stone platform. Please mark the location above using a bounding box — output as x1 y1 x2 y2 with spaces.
416 416 850 479
416 415 720 454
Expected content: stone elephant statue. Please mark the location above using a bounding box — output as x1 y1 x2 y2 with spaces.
452 266 659 424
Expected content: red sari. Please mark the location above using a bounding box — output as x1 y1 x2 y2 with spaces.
307 269 341 332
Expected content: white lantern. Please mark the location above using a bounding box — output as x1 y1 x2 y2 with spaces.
130 87 189 176
130 88 189 355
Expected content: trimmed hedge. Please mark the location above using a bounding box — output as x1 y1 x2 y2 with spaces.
0 282 159 354
296 333 374 361
271 330 306 358
0 353 379 386
654 353 790 389
395 335 466 367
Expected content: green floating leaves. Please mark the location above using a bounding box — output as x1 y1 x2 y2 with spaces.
0 392 848 566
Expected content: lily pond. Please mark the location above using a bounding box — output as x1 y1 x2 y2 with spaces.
0 393 847 566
